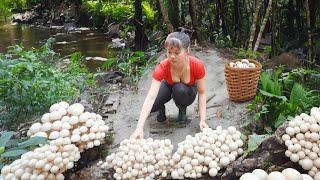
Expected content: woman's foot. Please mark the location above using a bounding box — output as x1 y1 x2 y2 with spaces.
157 105 166 122
177 107 187 123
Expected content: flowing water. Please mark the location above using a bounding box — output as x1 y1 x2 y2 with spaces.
0 19 120 71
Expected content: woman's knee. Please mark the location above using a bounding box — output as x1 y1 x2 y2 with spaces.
172 83 189 95
172 83 194 106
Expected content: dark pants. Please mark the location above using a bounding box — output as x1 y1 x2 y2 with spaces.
151 81 197 113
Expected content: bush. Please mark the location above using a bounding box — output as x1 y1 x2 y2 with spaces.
246 68 320 134
0 40 93 129
235 48 261 59
0 131 47 169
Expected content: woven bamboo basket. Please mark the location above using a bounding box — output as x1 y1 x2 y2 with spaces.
224 59 262 102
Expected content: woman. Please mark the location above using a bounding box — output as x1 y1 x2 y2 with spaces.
130 30 209 139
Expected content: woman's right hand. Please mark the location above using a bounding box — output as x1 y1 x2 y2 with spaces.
130 128 144 139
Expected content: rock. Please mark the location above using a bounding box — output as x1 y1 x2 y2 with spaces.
220 122 307 179
64 146 113 180
267 52 301 71
105 23 120 38
95 71 123 85
85 57 108 62
110 38 125 49
12 11 39 23
75 27 91 31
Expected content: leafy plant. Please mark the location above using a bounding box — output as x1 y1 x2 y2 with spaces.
211 31 233 48
235 48 261 59
0 131 47 169
247 68 320 134
244 133 270 155
0 40 94 129
101 50 156 83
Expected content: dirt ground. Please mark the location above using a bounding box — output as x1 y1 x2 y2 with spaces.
108 47 251 151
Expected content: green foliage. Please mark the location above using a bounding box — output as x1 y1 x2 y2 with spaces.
0 0 29 19
142 1 155 22
211 31 233 48
0 40 93 129
245 133 270 155
247 68 320 134
101 50 156 83
83 0 134 22
82 0 156 26
0 131 47 169
0 0 13 21
235 48 261 59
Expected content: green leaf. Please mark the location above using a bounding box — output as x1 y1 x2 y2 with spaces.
0 131 14 147
247 133 270 152
0 146 4 154
274 114 286 128
259 89 287 101
1 149 28 157
289 83 306 110
240 134 247 141
17 136 47 149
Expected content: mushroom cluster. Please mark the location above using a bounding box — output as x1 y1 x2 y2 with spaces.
229 59 256 68
27 102 109 152
101 138 174 180
0 139 80 180
282 106 320 178
240 168 313 180
170 126 244 179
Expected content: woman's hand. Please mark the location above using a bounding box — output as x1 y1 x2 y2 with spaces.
130 128 144 139
199 120 209 130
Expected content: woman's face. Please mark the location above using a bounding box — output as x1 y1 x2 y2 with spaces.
166 46 187 65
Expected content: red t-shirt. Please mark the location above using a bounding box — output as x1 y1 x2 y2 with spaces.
152 56 205 86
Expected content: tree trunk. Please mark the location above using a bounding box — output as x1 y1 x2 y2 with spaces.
134 0 144 50
219 0 228 35
189 0 206 43
253 0 273 52
248 0 261 50
215 0 221 32
271 1 277 56
233 0 241 43
170 0 180 29
309 0 317 30
180 0 186 25
243 0 250 47
287 0 295 37
158 0 174 33
296 0 303 38
304 0 312 62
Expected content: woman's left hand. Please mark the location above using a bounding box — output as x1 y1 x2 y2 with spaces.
199 120 209 130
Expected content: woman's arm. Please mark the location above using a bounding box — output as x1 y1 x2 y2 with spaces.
196 77 209 129
131 79 161 138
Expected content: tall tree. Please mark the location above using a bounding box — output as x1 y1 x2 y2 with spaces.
287 0 295 37
158 0 174 33
304 0 312 62
189 0 205 43
254 0 273 52
134 0 144 50
248 0 261 50
233 0 241 43
169 0 180 29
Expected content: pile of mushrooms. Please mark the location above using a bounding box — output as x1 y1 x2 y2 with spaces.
240 168 313 180
100 138 173 180
1 101 109 180
170 126 243 179
100 126 243 179
0 139 80 180
229 59 256 68
282 106 320 178
27 102 110 152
